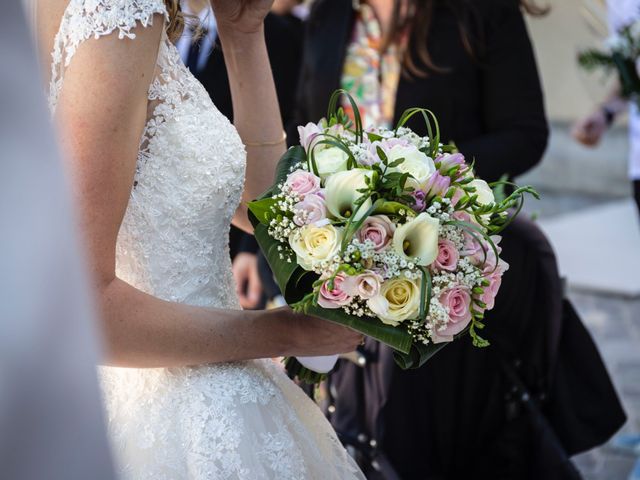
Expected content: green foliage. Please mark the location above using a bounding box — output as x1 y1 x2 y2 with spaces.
247 198 277 225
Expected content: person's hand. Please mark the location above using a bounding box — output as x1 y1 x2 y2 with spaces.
572 109 608 147
232 252 263 309
269 307 364 356
210 0 274 34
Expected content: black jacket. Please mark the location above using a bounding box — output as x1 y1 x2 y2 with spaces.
294 0 549 183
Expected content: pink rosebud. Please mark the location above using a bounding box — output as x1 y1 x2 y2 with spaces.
318 273 352 309
467 235 502 268
433 239 459 271
286 170 321 198
343 270 383 300
423 172 451 201
411 190 427 212
356 215 396 252
436 153 468 179
452 210 472 223
478 258 509 311
293 193 328 226
450 188 465 207
297 122 322 152
433 286 472 343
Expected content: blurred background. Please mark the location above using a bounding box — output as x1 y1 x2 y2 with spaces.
518 1 640 477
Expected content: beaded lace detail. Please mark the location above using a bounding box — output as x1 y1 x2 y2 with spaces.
47 1 364 479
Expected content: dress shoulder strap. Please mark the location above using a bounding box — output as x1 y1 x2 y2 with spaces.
48 0 168 112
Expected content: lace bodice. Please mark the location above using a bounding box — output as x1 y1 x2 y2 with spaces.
49 0 246 307
47 2 364 478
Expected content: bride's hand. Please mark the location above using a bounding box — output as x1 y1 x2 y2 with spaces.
210 0 274 35
271 307 364 356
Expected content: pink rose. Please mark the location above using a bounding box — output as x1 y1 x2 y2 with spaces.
286 170 321 198
460 234 482 260
293 193 328 226
318 273 352 309
433 286 472 343
452 210 472 223
297 122 322 152
468 235 502 268
343 270 382 300
450 189 465 207
356 215 396 252
479 258 509 311
433 239 459 271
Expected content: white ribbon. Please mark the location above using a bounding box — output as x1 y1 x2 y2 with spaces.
295 354 339 374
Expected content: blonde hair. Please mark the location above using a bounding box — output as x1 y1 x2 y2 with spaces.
164 0 253 42
164 0 213 42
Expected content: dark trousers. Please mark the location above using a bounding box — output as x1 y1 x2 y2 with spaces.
634 180 640 214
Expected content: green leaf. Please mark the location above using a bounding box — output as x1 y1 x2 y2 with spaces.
327 89 364 142
373 201 415 218
303 303 413 354
418 267 432 324
247 198 277 225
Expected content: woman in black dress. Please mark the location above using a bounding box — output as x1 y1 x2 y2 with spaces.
293 1 626 478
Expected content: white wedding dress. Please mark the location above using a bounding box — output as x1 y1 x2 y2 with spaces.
47 1 364 478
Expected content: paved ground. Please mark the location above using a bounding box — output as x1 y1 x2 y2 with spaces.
524 191 640 480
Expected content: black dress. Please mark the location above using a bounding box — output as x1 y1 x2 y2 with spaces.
293 1 626 478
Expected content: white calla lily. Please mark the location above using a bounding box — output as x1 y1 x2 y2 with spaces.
324 169 373 221
392 212 440 266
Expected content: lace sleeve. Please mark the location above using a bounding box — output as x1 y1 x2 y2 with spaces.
49 0 168 112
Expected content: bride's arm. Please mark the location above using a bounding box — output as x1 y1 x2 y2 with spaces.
54 17 361 368
212 1 287 233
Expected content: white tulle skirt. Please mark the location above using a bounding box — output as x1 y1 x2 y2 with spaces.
100 359 364 480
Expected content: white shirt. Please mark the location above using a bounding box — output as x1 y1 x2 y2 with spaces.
607 0 640 180
175 3 217 73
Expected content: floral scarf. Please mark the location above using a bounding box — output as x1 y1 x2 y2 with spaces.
340 3 406 129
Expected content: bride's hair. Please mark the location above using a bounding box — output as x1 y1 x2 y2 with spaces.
163 0 252 42
386 0 549 78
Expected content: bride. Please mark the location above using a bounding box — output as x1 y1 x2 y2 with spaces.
34 0 365 478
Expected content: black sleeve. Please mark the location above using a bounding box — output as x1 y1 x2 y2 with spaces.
456 4 549 183
237 232 259 255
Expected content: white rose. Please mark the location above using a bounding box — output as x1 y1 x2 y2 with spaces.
371 276 421 326
469 179 495 206
289 224 343 270
313 146 349 179
387 144 436 185
392 212 439 266
324 169 373 221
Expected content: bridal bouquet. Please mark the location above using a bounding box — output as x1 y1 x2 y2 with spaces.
578 19 640 103
248 91 537 382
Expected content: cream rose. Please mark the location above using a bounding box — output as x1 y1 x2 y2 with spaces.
324 169 373 221
469 179 495 206
313 146 349 179
370 276 421 326
387 144 436 185
392 213 440 266
289 224 343 270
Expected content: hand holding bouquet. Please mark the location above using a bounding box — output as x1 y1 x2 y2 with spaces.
249 91 537 382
